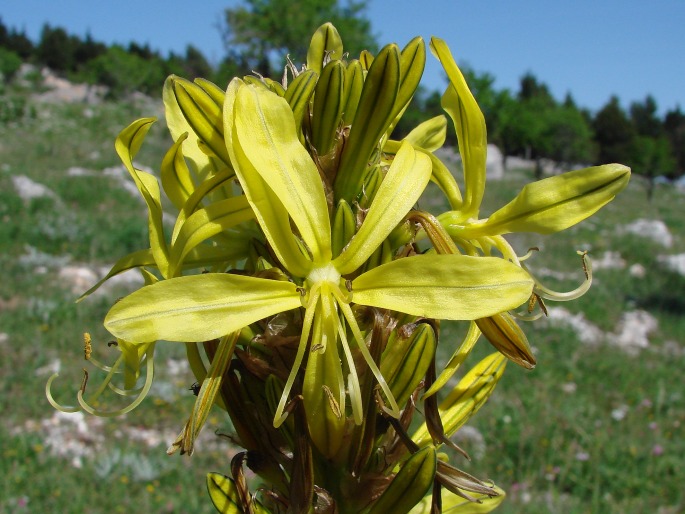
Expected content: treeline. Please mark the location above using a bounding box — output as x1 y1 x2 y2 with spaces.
1 18 683 183
0 19 239 97
398 71 685 184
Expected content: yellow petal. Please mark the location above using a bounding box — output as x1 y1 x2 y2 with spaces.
233 83 332 264
352 255 533 320
430 38 487 219
405 115 447 152
224 79 312 277
105 274 301 343
335 141 432 274
412 352 507 447
474 163 631 236
114 118 169 278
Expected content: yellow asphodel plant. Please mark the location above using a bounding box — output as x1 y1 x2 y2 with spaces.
48 23 629 514
104 79 533 452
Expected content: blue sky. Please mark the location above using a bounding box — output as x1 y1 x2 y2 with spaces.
2 0 683 114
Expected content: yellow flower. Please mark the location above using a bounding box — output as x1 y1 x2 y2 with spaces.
104 80 533 456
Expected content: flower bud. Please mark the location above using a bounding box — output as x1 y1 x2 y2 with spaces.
476 312 536 369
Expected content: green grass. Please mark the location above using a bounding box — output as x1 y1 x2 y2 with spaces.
1 89 684 513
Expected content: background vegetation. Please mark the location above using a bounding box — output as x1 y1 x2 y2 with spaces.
1 2 684 512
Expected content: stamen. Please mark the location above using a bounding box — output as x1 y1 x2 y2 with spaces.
322 385 342 420
526 251 593 302
45 374 81 413
80 369 89 394
335 320 363 424
83 333 92 360
76 345 155 417
519 247 540 262
274 287 320 427
334 293 401 419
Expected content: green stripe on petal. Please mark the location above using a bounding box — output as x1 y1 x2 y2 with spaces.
334 141 432 274
104 274 301 343
352 254 533 320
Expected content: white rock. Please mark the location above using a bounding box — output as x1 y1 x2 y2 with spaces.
629 263 646 278
592 251 626 270
66 166 94 177
58 266 99 294
58 264 143 296
658 253 685 276
607 310 658 356
486 144 504 179
621 219 673 248
546 307 604 345
11 175 59 202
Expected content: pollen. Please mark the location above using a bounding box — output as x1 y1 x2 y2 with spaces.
83 332 92 360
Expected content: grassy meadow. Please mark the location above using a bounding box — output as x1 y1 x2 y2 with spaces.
1 84 684 513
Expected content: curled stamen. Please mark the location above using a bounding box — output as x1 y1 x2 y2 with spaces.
45 374 81 413
76 345 155 417
519 247 540 262
108 382 145 396
80 369 89 394
525 251 593 302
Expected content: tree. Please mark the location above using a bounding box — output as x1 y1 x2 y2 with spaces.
518 71 555 107
663 106 685 178
540 104 595 168
631 135 675 200
74 32 107 67
182 44 213 79
630 95 662 138
36 24 76 71
84 45 166 97
221 0 377 77
593 96 636 165
0 19 34 60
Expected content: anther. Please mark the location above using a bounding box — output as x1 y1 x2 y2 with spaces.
83 333 92 361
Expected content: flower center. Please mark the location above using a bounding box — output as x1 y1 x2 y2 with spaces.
306 262 341 288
